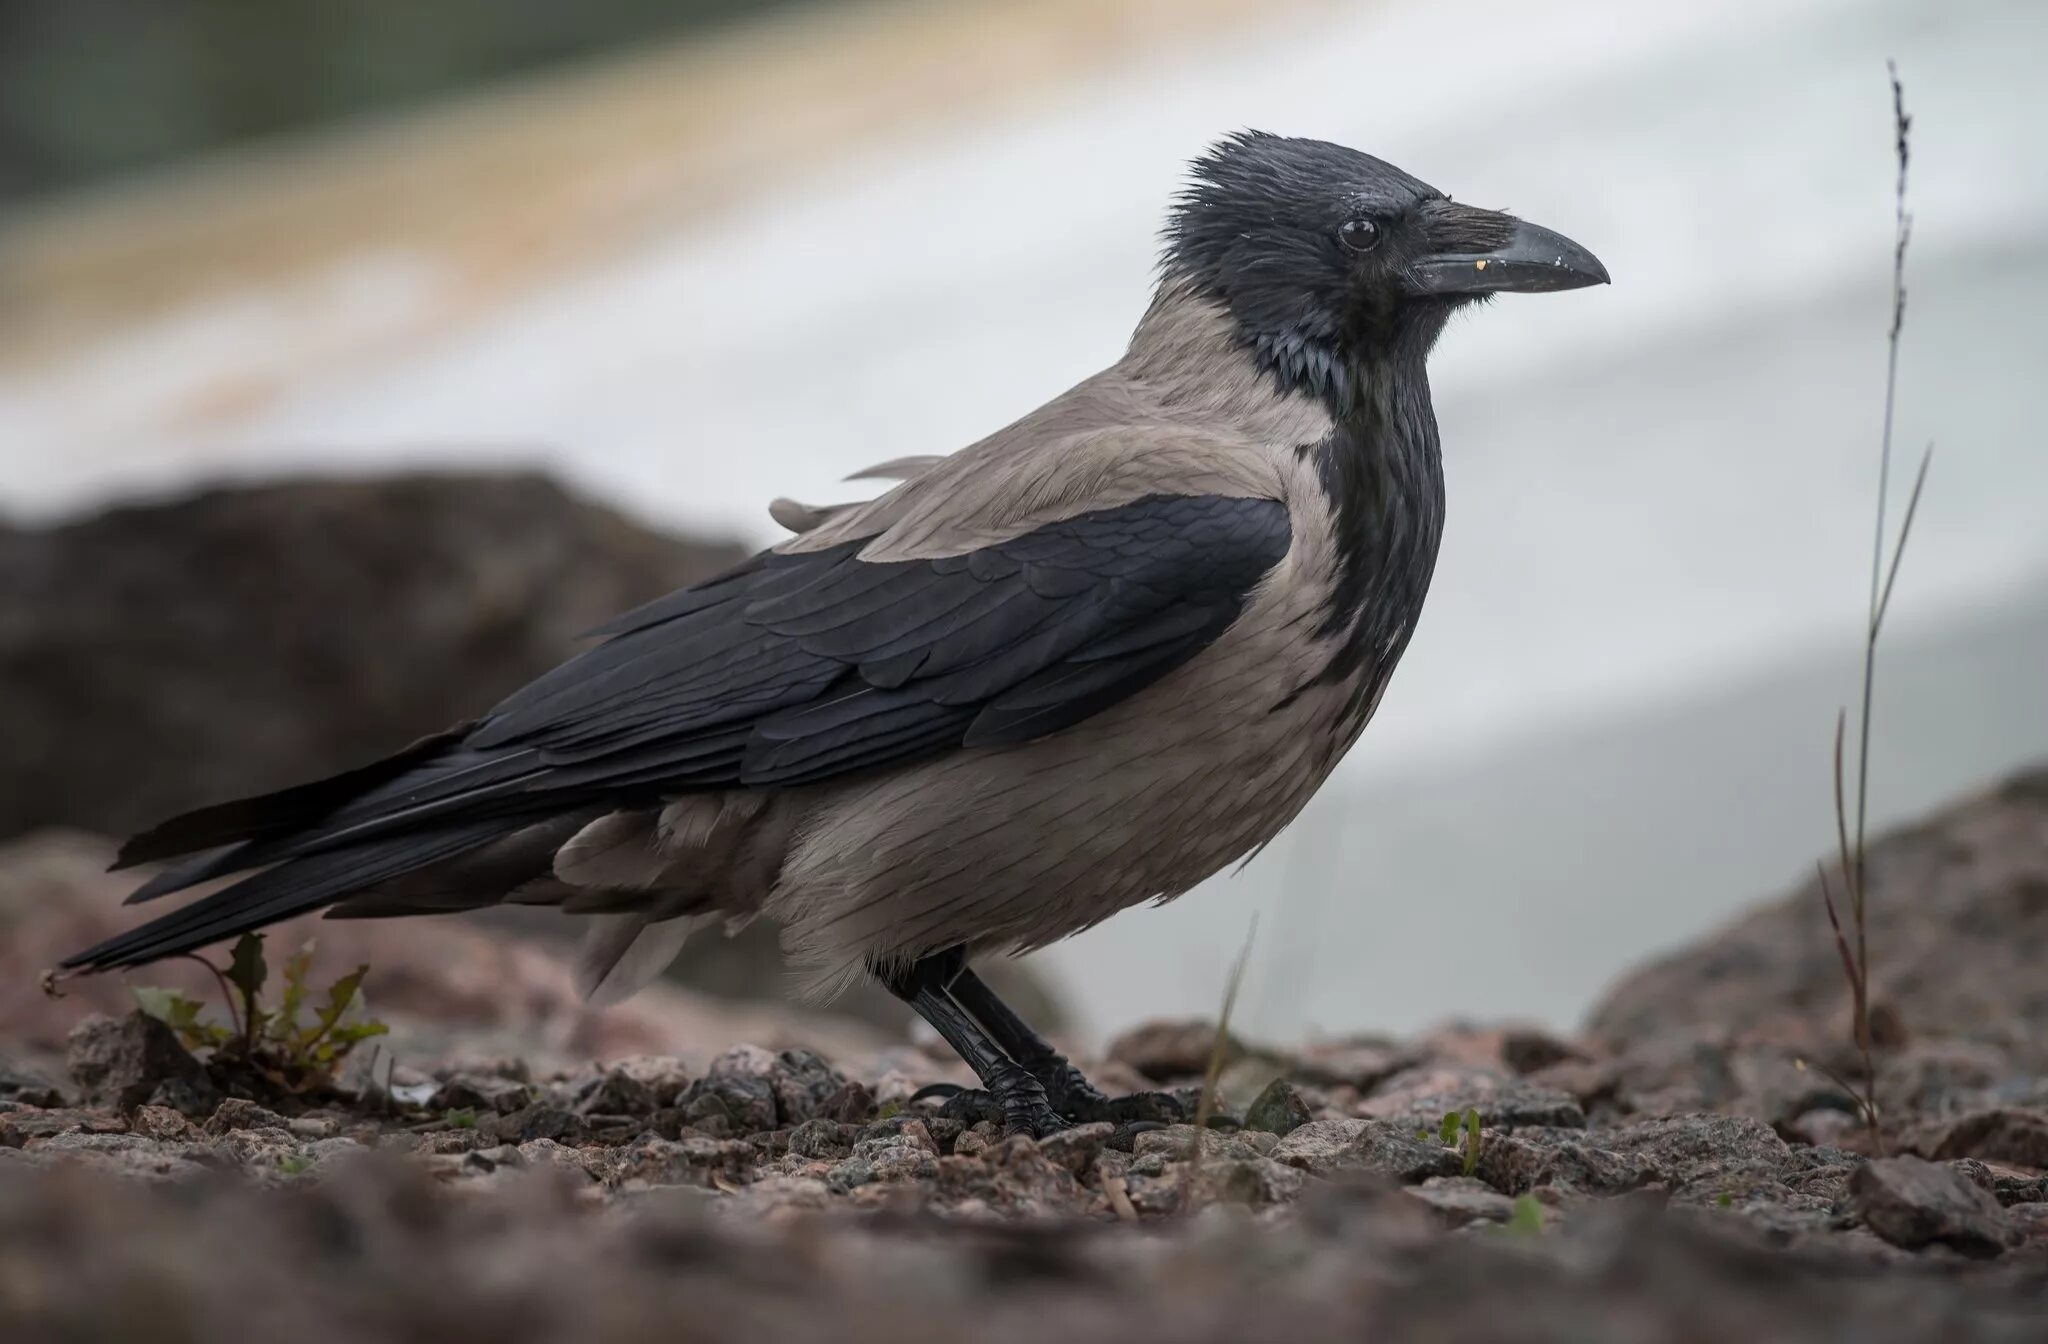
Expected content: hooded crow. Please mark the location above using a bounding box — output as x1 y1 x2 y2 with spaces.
63 132 1607 1135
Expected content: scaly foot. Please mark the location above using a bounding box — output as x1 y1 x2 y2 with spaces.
1039 1058 1187 1125
911 1063 1069 1138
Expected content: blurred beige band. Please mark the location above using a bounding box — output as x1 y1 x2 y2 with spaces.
0 0 1293 367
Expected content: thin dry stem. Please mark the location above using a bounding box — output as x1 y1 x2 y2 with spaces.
1874 443 1934 634
176 952 243 1041
1184 916 1257 1210
1815 864 1861 1004
1817 61 1920 1159
1101 1169 1139 1222
1853 61 1915 898
1794 1054 1876 1124
1831 714 1853 916
1194 916 1257 1132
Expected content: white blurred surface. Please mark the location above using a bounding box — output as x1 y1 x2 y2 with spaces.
3 0 2044 1040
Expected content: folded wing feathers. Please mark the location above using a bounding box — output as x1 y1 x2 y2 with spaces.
79 489 1290 976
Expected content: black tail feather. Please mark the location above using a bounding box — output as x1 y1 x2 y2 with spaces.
113 725 473 870
122 842 259 905
65 820 507 973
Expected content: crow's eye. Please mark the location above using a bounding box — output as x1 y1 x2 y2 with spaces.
1338 217 1382 253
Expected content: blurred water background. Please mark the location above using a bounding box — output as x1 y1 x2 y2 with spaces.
2 0 2042 1043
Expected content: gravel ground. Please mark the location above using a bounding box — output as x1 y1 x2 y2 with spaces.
5 770 2048 1341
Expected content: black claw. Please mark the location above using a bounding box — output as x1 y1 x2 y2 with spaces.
1005 1103 1072 1139
1027 1056 1193 1127
915 1077 1069 1138
1068 1089 1189 1126
1041 1062 1112 1118
935 1088 1005 1128
1106 1120 1169 1152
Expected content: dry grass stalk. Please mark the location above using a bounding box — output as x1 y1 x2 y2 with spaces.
1811 61 1934 1156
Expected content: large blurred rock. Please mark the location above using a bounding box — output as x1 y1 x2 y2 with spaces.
0 830 889 1077
0 472 746 842
65 1011 218 1114
0 473 1067 1039
1587 768 2048 1069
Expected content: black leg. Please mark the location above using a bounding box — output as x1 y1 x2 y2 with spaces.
877 950 1066 1138
949 967 1185 1126
946 968 1107 1113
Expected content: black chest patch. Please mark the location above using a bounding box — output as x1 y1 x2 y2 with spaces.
1280 393 1445 734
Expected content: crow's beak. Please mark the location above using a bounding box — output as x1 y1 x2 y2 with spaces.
1408 205 1609 296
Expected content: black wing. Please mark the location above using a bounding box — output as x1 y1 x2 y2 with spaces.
475 491 1290 785
67 492 1288 971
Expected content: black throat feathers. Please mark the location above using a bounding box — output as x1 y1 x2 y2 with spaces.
1281 323 1448 733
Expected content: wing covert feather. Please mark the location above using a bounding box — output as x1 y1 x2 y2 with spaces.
474 493 1290 791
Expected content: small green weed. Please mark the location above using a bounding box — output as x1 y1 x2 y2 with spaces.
134 933 388 1092
1505 1195 1544 1235
1434 1108 1483 1176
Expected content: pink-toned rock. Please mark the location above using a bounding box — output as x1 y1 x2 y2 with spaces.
2 832 890 1077
1851 1156 2017 1258
1270 1117 1459 1183
1292 1038 1416 1091
1105 1019 1250 1082
1922 1108 2048 1168
1590 770 2048 1071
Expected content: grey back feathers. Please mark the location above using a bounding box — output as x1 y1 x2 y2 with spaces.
767 453 946 535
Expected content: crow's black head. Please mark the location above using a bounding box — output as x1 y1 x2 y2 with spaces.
1163 131 1606 399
